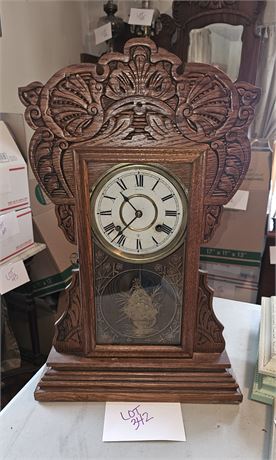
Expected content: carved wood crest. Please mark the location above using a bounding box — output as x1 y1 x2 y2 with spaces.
19 37 260 245
19 38 260 355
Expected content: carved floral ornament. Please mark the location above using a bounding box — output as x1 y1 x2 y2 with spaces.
19 38 260 242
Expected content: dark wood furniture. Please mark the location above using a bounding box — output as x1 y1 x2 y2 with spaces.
2 263 45 409
82 1 265 85
172 0 266 84
19 37 260 403
80 13 176 63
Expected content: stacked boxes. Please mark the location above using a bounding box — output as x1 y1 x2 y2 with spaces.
0 115 73 297
200 144 271 303
0 121 34 262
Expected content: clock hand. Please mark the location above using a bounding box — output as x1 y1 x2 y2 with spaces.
120 192 138 212
111 215 138 242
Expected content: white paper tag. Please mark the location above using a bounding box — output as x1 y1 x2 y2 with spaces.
128 8 154 26
0 211 19 241
270 246 276 265
94 22 112 45
0 260 30 295
224 190 249 211
103 402 186 442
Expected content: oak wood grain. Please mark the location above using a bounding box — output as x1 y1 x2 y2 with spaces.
18 37 259 403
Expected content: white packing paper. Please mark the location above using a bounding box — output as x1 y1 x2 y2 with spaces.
224 190 249 211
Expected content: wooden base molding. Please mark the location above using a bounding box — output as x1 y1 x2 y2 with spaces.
34 348 242 404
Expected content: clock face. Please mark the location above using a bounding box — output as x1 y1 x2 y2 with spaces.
91 164 188 263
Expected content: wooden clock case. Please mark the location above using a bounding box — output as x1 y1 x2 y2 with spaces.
19 37 260 403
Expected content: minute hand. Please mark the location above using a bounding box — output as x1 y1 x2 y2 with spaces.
120 192 138 212
111 215 138 243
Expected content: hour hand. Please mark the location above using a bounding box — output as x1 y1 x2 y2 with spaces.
111 215 138 242
120 192 138 212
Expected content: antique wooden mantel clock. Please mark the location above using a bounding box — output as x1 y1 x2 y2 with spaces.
19 38 260 403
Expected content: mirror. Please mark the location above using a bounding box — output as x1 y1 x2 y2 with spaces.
188 24 243 81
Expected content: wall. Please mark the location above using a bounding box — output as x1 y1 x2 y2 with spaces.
0 0 83 115
1 0 274 115
0 1 172 113
262 0 276 25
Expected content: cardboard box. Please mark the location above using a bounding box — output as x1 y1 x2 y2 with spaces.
201 147 271 268
200 261 259 304
28 178 75 296
0 113 27 160
200 146 271 303
0 207 34 262
0 114 74 296
0 121 30 213
210 277 258 304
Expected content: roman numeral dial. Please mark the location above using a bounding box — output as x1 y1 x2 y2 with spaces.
135 173 144 187
91 164 188 263
103 222 115 234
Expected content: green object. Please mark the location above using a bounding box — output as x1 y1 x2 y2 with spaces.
250 363 276 405
29 265 73 297
200 247 261 266
35 184 47 205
